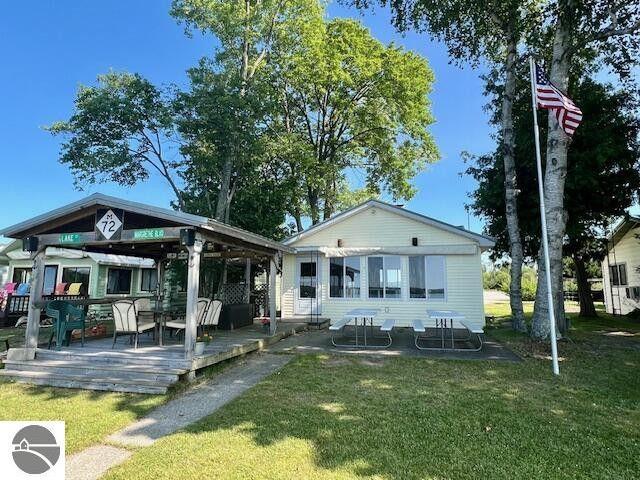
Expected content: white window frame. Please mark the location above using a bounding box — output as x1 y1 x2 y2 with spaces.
408 255 447 302
366 255 403 300
328 256 362 299
297 260 318 300
60 265 92 291
610 263 628 286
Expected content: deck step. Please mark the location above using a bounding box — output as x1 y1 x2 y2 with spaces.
4 360 184 383
0 370 170 394
35 349 192 370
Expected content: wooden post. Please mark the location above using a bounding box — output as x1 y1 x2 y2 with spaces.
25 249 46 354
269 256 277 335
244 258 251 303
184 239 203 359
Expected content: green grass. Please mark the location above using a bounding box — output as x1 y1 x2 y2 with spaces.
0 382 166 454
103 303 640 480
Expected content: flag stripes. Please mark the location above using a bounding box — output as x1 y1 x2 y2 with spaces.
534 63 582 136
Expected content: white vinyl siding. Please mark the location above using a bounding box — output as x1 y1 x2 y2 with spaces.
602 225 640 314
280 204 486 326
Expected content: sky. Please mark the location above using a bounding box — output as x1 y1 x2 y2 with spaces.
0 0 495 243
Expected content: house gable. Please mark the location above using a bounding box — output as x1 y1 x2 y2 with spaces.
285 201 493 249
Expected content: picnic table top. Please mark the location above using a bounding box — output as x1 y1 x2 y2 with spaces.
344 308 380 318
426 310 466 320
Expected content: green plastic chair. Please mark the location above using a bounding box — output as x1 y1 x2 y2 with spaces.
46 300 86 350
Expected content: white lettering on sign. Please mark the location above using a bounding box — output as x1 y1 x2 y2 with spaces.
96 210 123 240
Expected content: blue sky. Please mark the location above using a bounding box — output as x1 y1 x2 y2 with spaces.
0 0 494 242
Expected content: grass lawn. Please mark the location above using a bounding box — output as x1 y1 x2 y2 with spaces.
0 383 166 454
103 302 640 480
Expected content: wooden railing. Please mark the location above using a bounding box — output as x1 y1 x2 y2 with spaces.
0 294 88 321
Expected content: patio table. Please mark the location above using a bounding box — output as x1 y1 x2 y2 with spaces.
332 308 381 348
141 306 184 347
426 310 466 350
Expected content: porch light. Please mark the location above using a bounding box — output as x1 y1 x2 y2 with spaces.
412 237 418 246
22 236 39 252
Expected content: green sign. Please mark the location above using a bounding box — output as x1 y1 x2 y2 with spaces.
58 233 82 244
134 228 165 240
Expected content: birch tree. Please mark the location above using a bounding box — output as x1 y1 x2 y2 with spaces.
530 0 640 338
354 0 541 332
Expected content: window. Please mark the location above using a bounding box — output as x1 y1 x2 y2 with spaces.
409 255 446 300
107 268 132 295
299 262 317 298
610 264 628 286
12 268 31 284
367 256 401 299
626 287 640 301
329 257 361 298
62 267 90 287
42 265 58 295
140 268 158 292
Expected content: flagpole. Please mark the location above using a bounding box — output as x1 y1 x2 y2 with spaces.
529 57 560 376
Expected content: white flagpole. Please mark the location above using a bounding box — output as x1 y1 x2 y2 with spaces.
529 57 560 375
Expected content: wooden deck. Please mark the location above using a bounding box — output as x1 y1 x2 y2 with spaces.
1 321 313 393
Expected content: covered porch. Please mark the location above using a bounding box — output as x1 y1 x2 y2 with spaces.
0 193 300 392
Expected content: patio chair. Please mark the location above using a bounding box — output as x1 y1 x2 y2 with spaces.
111 300 155 349
200 299 222 334
134 297 155 323
67 283 83 295
46 300 86 350
164 298 210 339
16 283 30 295
3 282 17 294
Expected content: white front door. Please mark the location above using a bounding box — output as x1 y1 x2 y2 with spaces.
294 257 321 315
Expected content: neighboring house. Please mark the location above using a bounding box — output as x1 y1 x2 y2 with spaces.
602 215 640 315
280 200 495 326
0 239 155 318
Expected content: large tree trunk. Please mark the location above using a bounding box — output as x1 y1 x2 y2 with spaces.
573 254 597 317
530 3 573 338
501 31 527 333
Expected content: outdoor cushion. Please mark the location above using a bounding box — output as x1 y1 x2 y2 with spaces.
16 283 30 295
54 283 67 295
3 282 17 294
137 322 155 333
67 283 82 295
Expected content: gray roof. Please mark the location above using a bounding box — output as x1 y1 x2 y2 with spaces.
607 215 640 246
284 199 495 248
0 193 291 253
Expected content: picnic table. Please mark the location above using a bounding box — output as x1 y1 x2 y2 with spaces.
413 310 484 351
331 308 395 348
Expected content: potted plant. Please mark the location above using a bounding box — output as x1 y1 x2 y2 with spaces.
195 334 213 355
260 317 271 333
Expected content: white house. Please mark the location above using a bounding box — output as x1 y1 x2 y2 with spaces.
280 200 495 327
602 215 640 315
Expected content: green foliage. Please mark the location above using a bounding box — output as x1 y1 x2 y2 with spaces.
467 72 640 262
47 72 184 206
484 266 537 301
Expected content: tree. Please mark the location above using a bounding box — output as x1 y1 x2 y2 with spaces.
468 74 640 323
351 0 542 332
171 0 322 221
269 17 438 225
529 0 640 338
48 72 185 209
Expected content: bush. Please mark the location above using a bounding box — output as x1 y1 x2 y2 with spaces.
521 268 537 301
483 266 537 300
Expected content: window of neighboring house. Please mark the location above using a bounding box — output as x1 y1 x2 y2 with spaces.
367 256 401 299
61 267 91 291
299 261 317 299
409 255 446 300
610 263 628 286
107 268 132 295
329 257 361 298
12 268 31 284
42 265 58 295
140 268 158 292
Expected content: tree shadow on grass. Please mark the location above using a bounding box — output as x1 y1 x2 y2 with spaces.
173 353 639 480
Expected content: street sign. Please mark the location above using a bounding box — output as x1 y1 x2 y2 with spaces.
133 228 165 240
58 233 82 244
95 209 124 241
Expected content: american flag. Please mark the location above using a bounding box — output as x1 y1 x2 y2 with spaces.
534 63 582 136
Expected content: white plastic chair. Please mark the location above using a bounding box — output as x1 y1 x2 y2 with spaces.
200 299 222 334
111 300 155 349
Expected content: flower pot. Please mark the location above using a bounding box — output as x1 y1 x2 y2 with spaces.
194 341 205 356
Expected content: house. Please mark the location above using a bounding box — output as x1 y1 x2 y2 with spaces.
602 215 640 315
0 244 8 285
0 239 155 319
280 200 495 326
